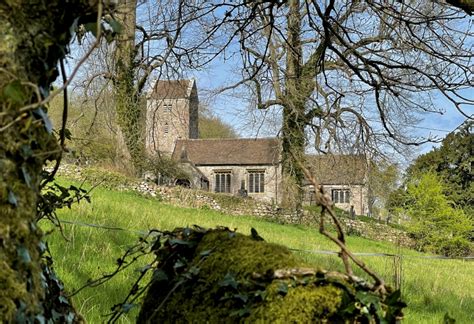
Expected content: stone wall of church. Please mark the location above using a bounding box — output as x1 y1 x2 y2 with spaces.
195 164 282 204
304 184 368 216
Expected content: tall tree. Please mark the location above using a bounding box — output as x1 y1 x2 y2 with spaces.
0 1 108 321
86 0 213 173
113 0 142 172
406 120 473 214
213 0 473 207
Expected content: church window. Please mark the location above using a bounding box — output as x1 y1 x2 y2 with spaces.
332 189 350 203
215 171 231 193
248 171 265 193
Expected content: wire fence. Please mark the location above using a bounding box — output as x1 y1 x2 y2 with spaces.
56 218 474 261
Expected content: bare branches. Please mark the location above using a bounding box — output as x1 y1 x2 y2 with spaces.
293 152 386 291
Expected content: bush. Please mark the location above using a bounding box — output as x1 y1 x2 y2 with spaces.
143 154 190 185
405 173 473 257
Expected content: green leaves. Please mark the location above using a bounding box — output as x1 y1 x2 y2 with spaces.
8 189 18 206
219 272 239 290
3 80 27 104
276 282 288 295
17 246 31 264
82 18 123 43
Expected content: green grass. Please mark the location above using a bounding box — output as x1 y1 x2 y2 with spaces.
41 183 474 323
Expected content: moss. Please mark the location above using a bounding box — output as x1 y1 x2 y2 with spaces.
248 284 343 322
138 228 404 323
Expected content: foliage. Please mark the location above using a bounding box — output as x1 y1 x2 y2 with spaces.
404 172 473 257
43 179 474 323
368 161 399 218
48 94 117 165
81 167 138 190
198 106 238 139
144 154 190 185
406 121 473 215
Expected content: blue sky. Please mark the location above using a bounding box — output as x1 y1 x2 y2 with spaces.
190 57 473 159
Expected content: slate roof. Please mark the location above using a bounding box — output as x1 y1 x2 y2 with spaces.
172 138 281 166
305 154 367 185
149 79 194 99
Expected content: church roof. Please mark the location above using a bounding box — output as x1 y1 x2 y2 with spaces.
172 138 366 184
149 79 195 99
305 154 367 185
172 138 281 166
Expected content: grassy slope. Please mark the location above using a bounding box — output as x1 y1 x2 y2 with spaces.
41 185 474 323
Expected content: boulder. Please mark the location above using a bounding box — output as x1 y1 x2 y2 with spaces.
137 227 405 323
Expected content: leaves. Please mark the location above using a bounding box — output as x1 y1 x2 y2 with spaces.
276 282 288 295
32 107 53 134
21 166 32 188
17 246 31 264
219 272 239 290
8 189 18 206
3 80 27 104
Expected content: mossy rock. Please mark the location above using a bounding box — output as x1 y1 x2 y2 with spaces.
137 228 405 323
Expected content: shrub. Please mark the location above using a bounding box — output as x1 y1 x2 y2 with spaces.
143 154 190 185
405 172 473 257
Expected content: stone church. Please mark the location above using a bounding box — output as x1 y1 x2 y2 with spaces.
146 80 369 215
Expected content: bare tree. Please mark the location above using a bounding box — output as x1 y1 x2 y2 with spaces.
206 0 473 207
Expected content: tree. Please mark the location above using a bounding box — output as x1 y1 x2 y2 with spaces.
198 105 238 139
211 0 472 208
0 1 110 321
406 120 473 215
87 0 215 173
368 161 399 218
404 172 473 256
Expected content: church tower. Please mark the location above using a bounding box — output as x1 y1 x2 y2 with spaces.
145 79 199 155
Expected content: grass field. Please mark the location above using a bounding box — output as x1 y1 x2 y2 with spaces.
41 183 474 323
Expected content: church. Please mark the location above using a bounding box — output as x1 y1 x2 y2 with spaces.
145 79 369 215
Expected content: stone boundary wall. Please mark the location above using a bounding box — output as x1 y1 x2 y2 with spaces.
53 164 414 248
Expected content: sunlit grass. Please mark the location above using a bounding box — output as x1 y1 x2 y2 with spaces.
41 183 474 323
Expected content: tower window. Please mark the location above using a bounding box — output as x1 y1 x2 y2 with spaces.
163 104 172 115
164 122 169 134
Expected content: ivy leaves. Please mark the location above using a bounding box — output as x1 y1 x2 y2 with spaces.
78 16 123 44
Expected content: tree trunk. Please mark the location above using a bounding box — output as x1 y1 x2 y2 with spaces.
0 1 99 321
113 0 145 174
281 0 306 210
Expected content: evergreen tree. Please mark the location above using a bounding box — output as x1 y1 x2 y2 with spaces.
407 121 473 215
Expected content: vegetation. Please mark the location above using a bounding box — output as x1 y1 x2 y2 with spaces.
0 1 109 321
405 121 473 216
137 228 404 323
1 1 472 322
42 179 474 323
144 154 190 185
198 105 238 139
368 161 399 219
403 173 473 257
48 94 118 165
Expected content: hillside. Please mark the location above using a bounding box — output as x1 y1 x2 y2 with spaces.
40 177 474 323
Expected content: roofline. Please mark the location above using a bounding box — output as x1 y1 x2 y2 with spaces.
175 137 279 142
194 163 280 167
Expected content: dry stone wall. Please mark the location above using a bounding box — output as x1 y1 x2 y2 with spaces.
52 164 414 248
